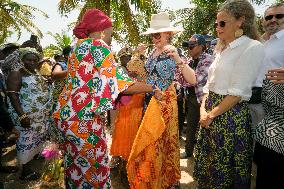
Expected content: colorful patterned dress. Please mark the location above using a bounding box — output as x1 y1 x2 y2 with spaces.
53 39 133 189
8 75 51 164
127 51 181 189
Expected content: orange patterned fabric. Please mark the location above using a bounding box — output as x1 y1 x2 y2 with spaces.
127 85 180 189
110 93 145 160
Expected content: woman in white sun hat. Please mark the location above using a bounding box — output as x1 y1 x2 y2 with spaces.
127 12 196 189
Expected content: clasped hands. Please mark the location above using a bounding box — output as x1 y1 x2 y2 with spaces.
199 109 214 128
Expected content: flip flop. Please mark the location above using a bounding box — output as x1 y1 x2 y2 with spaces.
19 171 40 181
0 165 18 173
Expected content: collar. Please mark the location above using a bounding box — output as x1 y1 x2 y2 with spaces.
228 35 249 49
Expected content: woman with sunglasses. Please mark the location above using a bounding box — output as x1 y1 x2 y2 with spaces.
194 0 265 188
127 12 196 189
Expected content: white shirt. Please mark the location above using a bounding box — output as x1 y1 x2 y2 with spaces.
203 36 265 101
254 29 284 87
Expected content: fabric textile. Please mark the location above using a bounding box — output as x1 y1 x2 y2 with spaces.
53 38 134 188
73 9 112 39
110 93 144 160
127 87 180 189
254 29 284 87
194 92 253 189
253 142 284 189
8 75 50 164
253 79 284 155
203 36 264 101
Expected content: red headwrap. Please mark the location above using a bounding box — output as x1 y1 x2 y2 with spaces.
73 9 112 39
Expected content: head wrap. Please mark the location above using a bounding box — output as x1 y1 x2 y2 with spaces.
19 47 42 61
73 8 112 39
117 46 133 59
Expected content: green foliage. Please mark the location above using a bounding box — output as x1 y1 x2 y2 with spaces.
57 0 160 47
43 31 72 57
0 0 48 44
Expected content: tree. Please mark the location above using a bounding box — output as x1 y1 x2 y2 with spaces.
57 0 160 47
0 0 48 44
43 31 72 57
170 0 271 45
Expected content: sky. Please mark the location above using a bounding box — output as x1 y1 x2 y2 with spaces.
8 0 275 50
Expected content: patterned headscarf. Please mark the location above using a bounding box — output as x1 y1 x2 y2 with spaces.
117 46 133 59
1 47 42 80
19 47 42 61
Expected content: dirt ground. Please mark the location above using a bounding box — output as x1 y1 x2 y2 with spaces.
0 132 256 189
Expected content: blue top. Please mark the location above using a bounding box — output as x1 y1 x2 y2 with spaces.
145 51 176 91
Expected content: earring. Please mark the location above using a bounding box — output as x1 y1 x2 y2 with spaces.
234 28 243 38
100 31 105 39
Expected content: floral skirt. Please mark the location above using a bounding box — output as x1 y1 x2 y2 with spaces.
55 118 111 189
194 92 253 189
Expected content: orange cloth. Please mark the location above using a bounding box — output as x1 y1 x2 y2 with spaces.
127 86 180 189
110 93 145 160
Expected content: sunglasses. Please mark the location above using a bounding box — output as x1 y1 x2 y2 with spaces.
264 14 284 21
150 33 161 39
188 44 198 50
214 21 226 28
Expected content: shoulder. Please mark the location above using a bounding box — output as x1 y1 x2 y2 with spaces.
200 53 213 64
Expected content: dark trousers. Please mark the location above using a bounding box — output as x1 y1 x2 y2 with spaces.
254 142 284 189
185 94 200 156
177 96 185 136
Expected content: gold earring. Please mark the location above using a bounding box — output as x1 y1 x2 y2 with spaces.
100 31 105 39
234 28 243 38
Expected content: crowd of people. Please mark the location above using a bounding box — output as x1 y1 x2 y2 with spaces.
0 0 283 189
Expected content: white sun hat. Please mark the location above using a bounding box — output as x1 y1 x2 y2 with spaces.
142 12 183 35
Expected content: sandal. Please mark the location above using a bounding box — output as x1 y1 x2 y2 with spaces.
19 171 40 181
0 165 18 173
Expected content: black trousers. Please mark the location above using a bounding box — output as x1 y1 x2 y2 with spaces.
254 142 284 189
185 94 200 156
177 94 185 136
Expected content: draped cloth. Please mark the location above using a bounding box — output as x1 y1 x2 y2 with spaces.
110 93 145 160
127 86 180 189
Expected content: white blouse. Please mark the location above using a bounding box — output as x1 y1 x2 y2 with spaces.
203 36 265 101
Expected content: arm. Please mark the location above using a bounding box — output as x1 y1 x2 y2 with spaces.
6 71 31 128
123 82 163 100
177 63 196 84
51 64 67 81
200 95 241 128
165 45 196 84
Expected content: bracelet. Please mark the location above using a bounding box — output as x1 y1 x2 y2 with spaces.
18 113 28 122
151 85 158 95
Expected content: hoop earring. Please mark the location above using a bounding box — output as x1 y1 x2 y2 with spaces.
234 28 243 38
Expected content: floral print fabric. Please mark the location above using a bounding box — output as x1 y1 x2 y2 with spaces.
8 75 51 164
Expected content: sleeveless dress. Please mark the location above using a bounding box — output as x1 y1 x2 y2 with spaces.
8 75 51 164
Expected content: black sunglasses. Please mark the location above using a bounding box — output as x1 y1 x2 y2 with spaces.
150 33 161 39
264 14 284 21
214 21 226 28
188 44 198 50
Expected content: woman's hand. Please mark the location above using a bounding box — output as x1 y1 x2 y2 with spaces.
135 44 148 54
164 45 182 63
20 117 31 128
153 88 164 101
200 115 214 128
266 68 284 84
